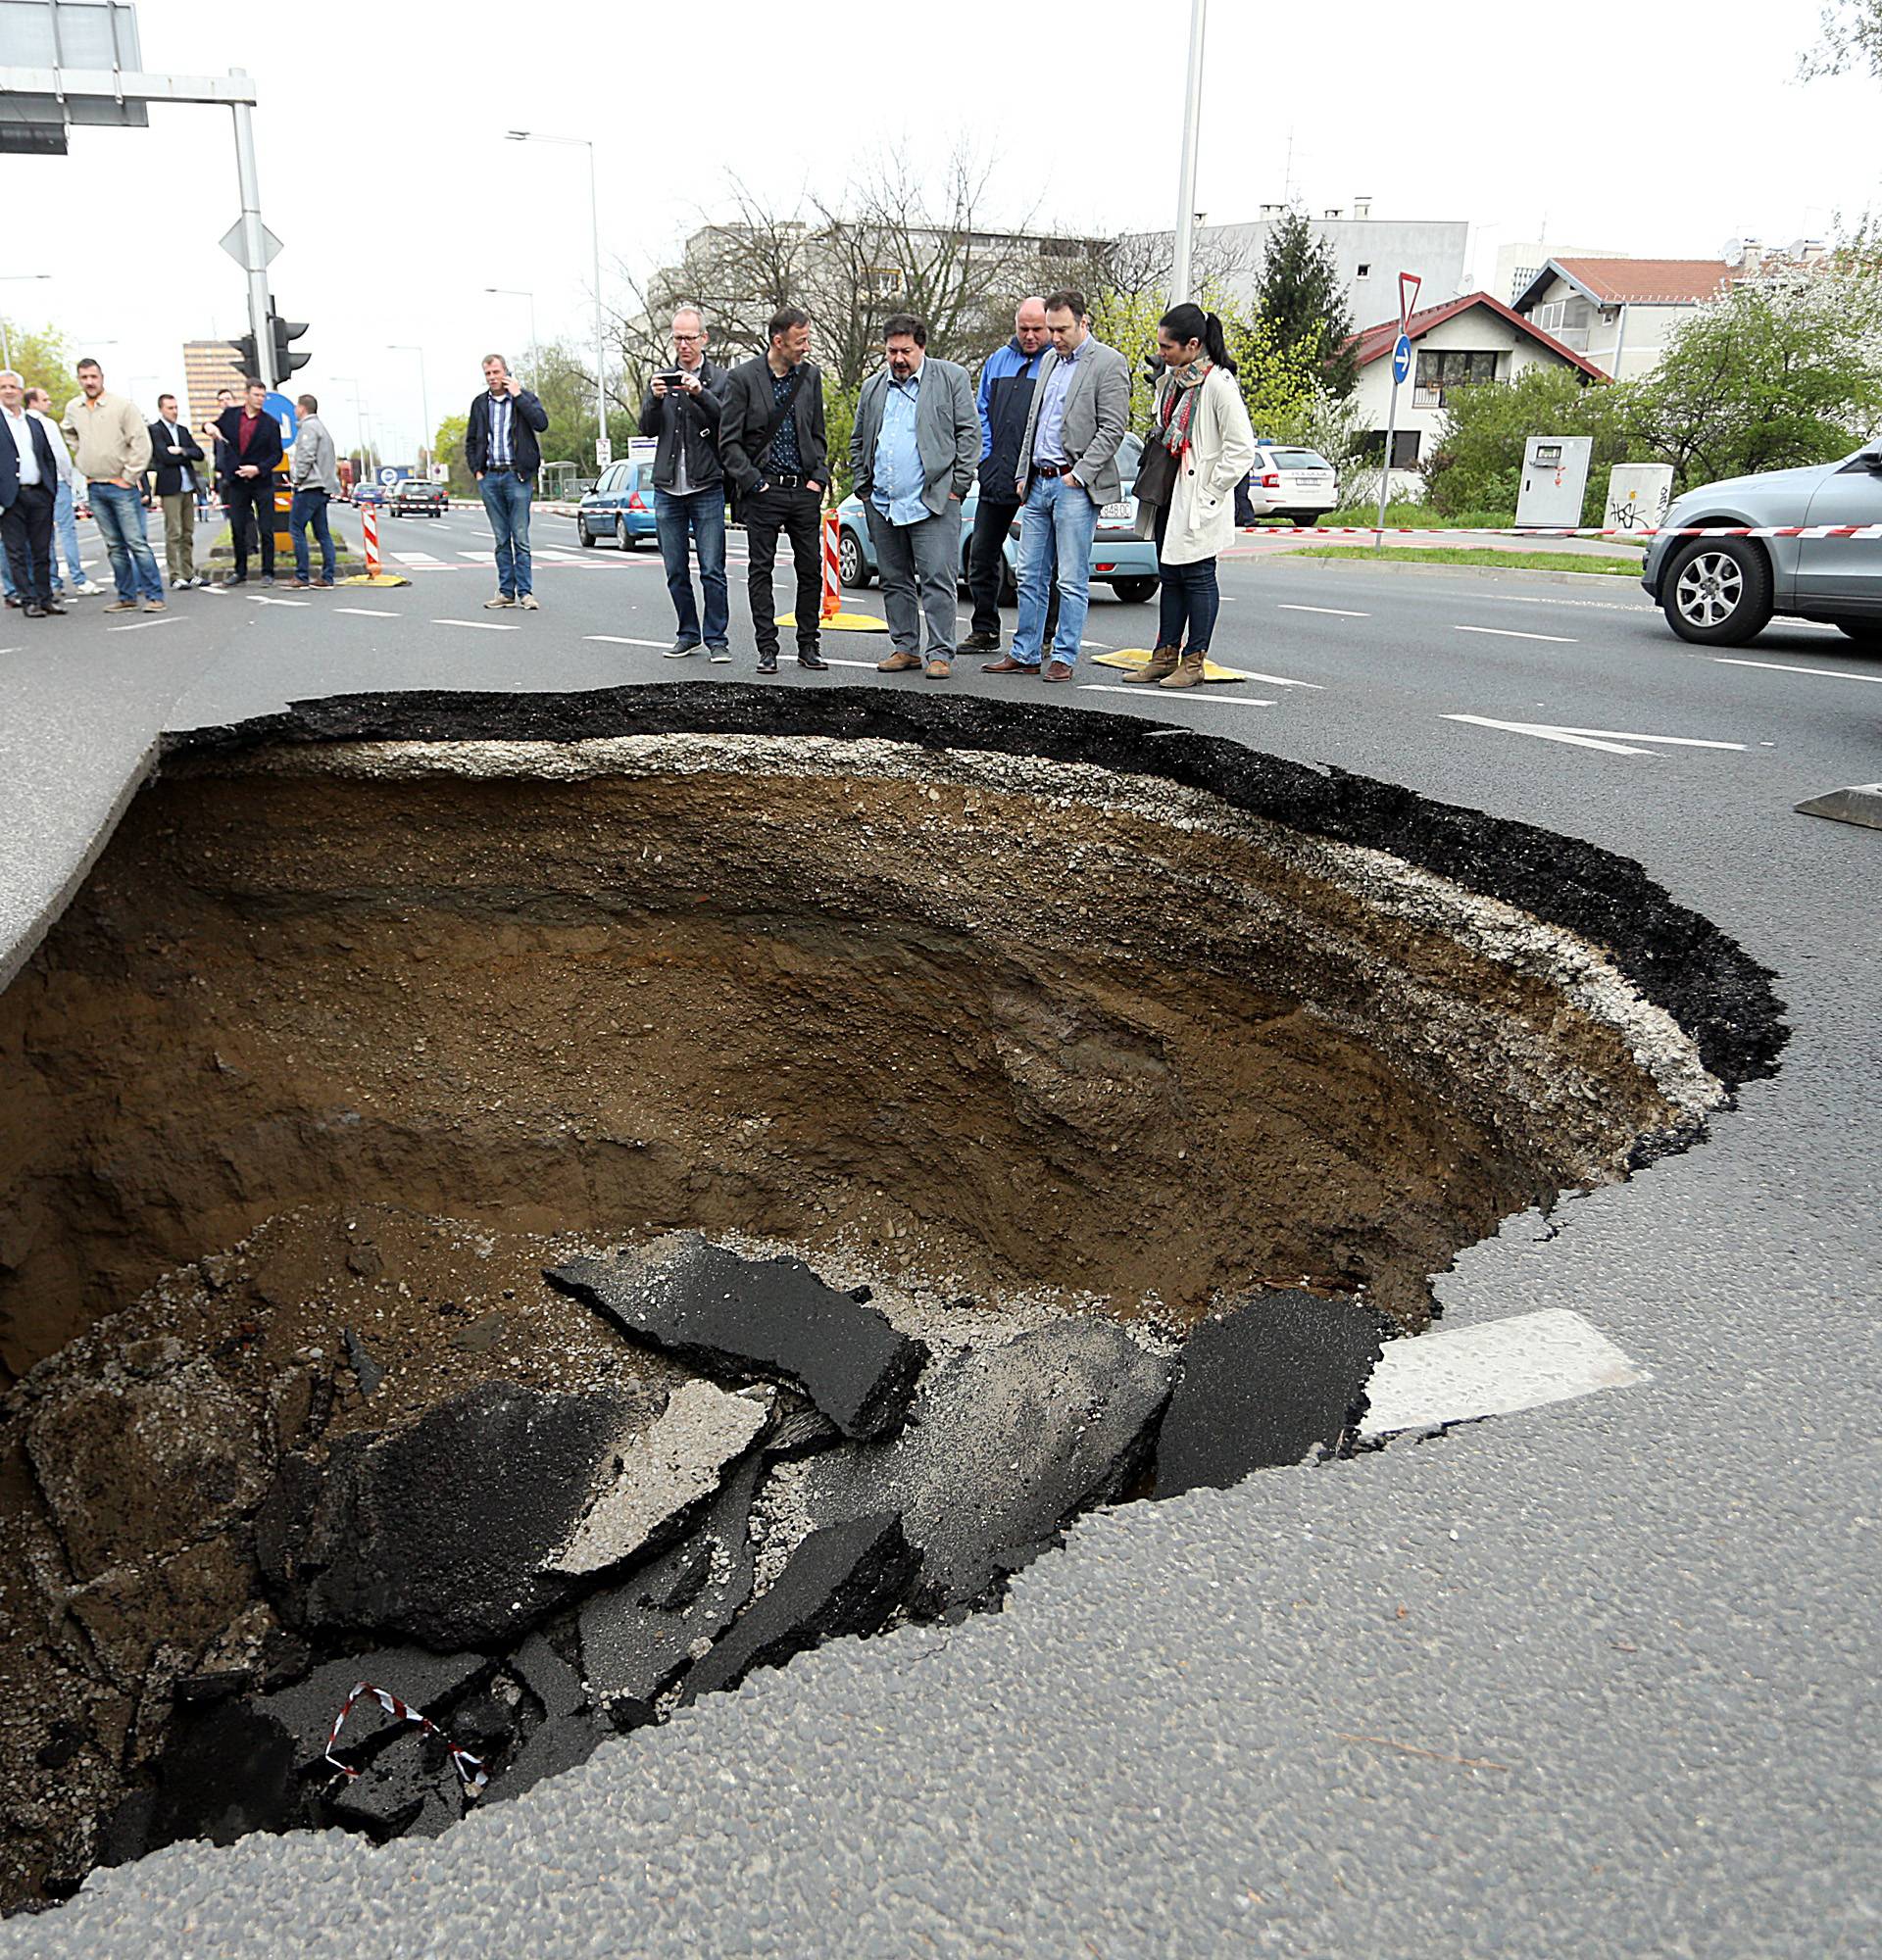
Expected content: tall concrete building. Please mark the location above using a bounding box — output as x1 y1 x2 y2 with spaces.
182 338 245 429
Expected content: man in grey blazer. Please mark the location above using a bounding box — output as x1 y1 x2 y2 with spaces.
984 288 1131 681
850 312 980 678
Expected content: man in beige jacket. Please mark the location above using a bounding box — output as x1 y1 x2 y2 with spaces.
62 359 165 612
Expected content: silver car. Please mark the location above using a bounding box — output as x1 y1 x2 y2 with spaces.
1641 441 1882 648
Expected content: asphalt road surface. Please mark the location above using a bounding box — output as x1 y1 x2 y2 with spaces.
1 503 1877 1958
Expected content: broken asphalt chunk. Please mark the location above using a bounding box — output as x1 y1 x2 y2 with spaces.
546 1234 927 1441
800 1320 1173 1614
681 1511 919 1702
1152 1289 1386 1498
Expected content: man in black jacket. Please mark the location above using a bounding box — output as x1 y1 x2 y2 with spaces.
717 306 828 672
214 378 285 586
147 392 206 588
638 307 728 659
465 353 550 611
0 368 63 616
964 297 1051 653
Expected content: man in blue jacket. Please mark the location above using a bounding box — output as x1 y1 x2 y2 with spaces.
961 297 1050 654
466 353 550 611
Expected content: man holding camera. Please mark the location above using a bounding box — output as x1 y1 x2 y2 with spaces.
718 306 828 674
639 307 729 661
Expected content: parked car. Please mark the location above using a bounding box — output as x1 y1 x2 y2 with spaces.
837 431 1159 602
1641 443 1882 646
1241 444 1340 523
391 479 447 517
576 445 661 550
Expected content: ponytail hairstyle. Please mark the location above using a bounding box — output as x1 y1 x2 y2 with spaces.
1159 302 1237 374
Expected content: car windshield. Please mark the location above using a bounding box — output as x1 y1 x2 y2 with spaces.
1269 449 1332 470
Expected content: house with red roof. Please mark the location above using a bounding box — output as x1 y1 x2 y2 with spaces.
1345 291 1605 489
1511 256 1742 380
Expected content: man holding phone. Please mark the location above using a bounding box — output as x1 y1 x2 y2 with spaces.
638 307 729 660
465 353 550 611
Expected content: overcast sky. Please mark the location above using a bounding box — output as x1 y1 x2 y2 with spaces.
4 0 1870 459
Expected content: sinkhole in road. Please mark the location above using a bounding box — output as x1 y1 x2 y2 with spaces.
0 688 1783 1910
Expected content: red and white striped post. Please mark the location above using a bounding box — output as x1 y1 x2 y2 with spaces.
361 501 381 576
819 507 840 623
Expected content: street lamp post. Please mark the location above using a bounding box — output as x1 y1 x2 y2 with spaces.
0 274 52 371
484 287 539 361
387 344 432 471
506 130 608 467
332 373 372 473
1170 0 1209 305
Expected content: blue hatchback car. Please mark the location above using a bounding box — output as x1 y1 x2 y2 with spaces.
837 431 1159 603
576 440 661 550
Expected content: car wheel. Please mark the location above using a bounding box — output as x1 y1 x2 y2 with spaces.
578 522 596 548
616 516 632 551
1833 619 1882 649
838 528 870 588
1660 538 1773 646
1293 513 1322 528
1110 575 1159 603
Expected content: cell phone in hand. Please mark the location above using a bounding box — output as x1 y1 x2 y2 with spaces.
657 370 685 387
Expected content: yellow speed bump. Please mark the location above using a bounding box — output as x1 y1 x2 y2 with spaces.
779 610 889 633
337 571 413 588
1093 648 1252 683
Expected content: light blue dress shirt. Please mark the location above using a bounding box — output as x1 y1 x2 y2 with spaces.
1031 342 1081 467
871 368 927 526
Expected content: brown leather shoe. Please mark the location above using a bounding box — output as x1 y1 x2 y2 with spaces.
1041 659 1075 682
981 654 1037 674
1159 649 1208 688
923 658 952 679
876 650 922 672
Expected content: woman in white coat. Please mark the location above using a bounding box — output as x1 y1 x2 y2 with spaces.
1126 303 1258 688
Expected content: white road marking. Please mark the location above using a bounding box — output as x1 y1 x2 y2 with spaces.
393 552 452 568
1712 656 1882 685
251 595 310 607
1361 1308 1649 1439
1444 714 1747 757
1216 665 1322 689
1455 623 1579 644
106 615 175 631
334 607 401 617
1079 684 1277 706
1278 603 1369 617
825 658 881 670
431 617 518 631
584 634 670 649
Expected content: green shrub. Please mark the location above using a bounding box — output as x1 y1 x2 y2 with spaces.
1422 367 1637 525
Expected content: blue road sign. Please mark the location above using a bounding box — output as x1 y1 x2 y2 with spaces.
1391 333 1412 386
264 390 298 445
378 465 411 486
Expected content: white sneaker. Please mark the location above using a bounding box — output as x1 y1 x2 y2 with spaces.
483 594 516 610
74 580 105 597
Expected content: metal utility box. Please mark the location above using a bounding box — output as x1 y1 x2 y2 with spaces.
1604 462 1675 535
1516 435 1594 527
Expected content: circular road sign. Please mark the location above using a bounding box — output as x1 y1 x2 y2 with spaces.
1392 333 1412 386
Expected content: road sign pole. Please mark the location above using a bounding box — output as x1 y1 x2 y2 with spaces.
1373 273 1420 550
227 77 272 382
1170 0 1209 304
1374 370 1401 550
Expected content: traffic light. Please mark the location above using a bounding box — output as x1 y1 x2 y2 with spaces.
227 331 262 384
269 307 310 389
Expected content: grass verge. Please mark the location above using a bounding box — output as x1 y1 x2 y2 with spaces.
1288 545 1645 577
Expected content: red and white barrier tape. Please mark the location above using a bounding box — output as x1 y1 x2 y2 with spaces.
322 1680 488 1796
1236 523 1882 540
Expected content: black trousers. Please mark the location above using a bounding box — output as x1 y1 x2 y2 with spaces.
0 481 54 604
226 475 275 577
743 483 821 656
966 493 1018 636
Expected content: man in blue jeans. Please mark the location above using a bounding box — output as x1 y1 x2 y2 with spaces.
287 392 341 586
639 307 729 660
61 358 164 612
465 353 549 612
986 291 1130 682
25 387 99 596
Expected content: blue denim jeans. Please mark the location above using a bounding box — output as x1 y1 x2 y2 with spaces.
53 480 84 591
87 481 164 602
290 488 337 582
480 470 533 597
654 486 728 647
1157 554 1220 654
1012 471 1100 666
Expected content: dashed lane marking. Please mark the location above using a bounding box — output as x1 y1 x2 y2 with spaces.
1278 603 1369 617
1712 656 1882 685
1361 1307 1649 1439
334 607 402 617
251 595 311 607
430 617 519 631
1444 714 1747 757
1455 623 1579 644
584 634 671 649
105 615 176 631
1079 683 1277 707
